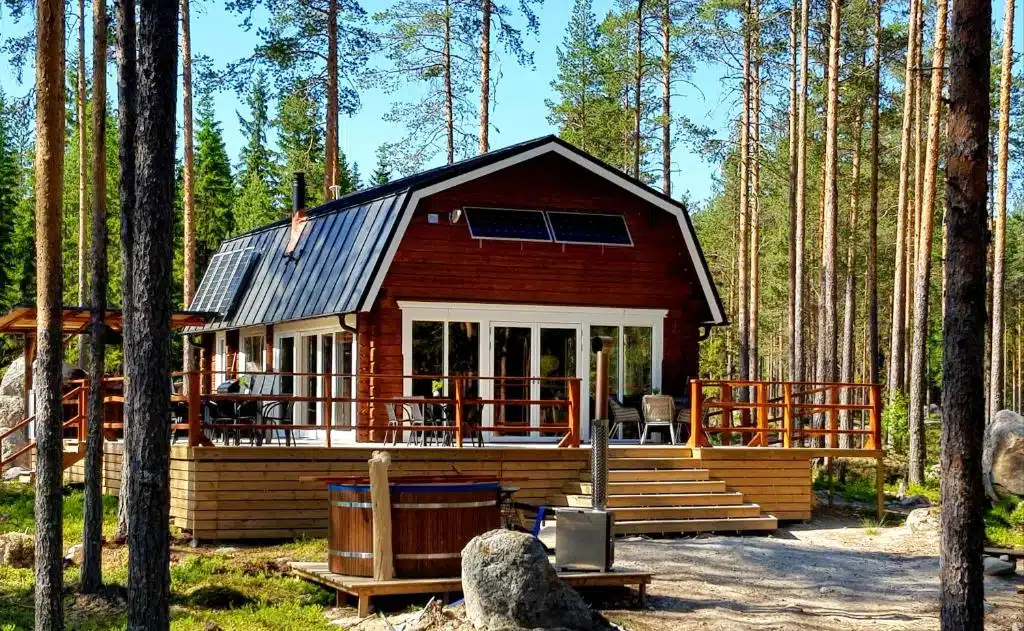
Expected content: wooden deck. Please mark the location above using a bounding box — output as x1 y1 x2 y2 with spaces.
289 561 652 617
64 441 883 540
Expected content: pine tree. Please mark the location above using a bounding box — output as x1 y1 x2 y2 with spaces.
275 85 325 207
370 146 392 186
194 96 235 272
233 72 280 233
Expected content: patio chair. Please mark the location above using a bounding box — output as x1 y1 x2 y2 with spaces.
385 403 424 446
640 394 677 445
608 397 643 440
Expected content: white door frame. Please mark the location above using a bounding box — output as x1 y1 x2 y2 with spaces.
399 301 666 442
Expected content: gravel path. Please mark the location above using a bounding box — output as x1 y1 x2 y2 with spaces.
604 512 1023 631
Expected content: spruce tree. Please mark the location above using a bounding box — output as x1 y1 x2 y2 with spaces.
194 96 235 271
275 85 325 208
233 72 279 232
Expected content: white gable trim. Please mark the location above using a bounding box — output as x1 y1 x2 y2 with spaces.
359 141 725 325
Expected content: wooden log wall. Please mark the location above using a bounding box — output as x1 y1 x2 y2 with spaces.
169 445 590 541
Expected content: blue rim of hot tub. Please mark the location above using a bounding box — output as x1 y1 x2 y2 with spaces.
328 481 502 493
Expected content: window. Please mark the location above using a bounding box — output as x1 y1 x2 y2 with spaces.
547 212 632 246
334 333 355 428
411 321 444 397
589 325 620 419
624 326 653 404
242 335 265 372
465 207 552 242
279 337 295 396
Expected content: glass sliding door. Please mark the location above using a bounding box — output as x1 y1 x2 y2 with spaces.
302 335 319 425
589 325 620 421
334 333 354 429
411 321 444 398
624 326 653 407
539 327 578 435
492 325 532 435
448 322 481 424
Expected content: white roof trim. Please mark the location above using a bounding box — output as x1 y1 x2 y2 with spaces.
359 140 725 325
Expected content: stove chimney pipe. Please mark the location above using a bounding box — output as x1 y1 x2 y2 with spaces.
292 172 306 212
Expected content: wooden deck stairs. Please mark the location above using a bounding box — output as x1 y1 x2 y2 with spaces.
561 447 778 535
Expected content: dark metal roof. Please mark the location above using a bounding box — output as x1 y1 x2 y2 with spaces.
189 135 727 332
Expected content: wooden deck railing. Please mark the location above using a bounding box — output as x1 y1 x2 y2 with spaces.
100 372 582 449
687 379 882 450
0 384 87 471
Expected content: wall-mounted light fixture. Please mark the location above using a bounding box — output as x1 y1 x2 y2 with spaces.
449 208 463 224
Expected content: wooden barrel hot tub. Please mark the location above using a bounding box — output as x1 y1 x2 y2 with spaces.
327 477 502 578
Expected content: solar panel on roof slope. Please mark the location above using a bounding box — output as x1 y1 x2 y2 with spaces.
547 211 633 246
464 207 552 241
190 248 260 315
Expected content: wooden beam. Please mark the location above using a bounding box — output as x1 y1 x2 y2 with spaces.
369 450 394 581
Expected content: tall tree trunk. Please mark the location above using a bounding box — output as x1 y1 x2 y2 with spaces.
661 0 671 195
480 0 490 154
888 0 921 405
444 0 454 164
633 0 645 179
127 1 178 628
748 3 761 381
786 0 799 380
907 11 924 391
737 0 751 389
819 0 841 389
840 96 865 449
181 0 197 383
34 1 66 628
940 0 989 619
989 0 1014 418
868 0 882 386
909 0 948 486
325 0 338 198
113 0 137 545
793 0 809 384
77 0 89 368
82 0 108 593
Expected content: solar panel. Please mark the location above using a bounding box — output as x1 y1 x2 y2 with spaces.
546 212 633 246
190 248 260 316
464 207 552 242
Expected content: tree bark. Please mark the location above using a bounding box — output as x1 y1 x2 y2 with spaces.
34 0 66 627
444 0 454 164
989 0 1014 419
114 0 137 545
793 0 809 384
633 0 645 179
661 0 671 195
786 0 798 380
325 0 339 198
78 0 89 368
127 1 178 628
908 0 948 486
737 0 751 389
868 0 882 387
819 0 841 389
181 0 197 383
480 0 490 154
82 0 108 594
748 1 761 381
888 0 921 405
840 94 865 449
940 0 989 619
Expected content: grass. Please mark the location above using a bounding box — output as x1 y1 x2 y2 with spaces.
984 497 1024 550
860 516 887 536
0 482 338 630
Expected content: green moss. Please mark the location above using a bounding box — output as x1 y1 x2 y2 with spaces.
984 497 1024 550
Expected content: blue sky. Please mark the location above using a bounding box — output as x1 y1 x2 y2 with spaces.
0 1 733 204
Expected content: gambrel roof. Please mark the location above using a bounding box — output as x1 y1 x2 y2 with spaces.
189 136 726 332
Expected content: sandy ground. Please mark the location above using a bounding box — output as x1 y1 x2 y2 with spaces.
328 510 1024 631
604 511 1023 631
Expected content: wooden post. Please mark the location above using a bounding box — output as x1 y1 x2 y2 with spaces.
324 372 332 449
751 382 768 447
782 383 793 448
454 376 464 448
720 383 732 446
687 380 705 448
187 371 202 447
567 378 581 448
875 453 886 521
368 450 394 581
828 385 840 449
868 384 882 450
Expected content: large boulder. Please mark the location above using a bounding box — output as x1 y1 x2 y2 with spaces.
983 410 1024 501
0 532 35 568
0 356 25 397
0 394 26 463
906 507 940 537
461 530 614 631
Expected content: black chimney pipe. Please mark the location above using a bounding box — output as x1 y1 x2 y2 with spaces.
292 172 306 212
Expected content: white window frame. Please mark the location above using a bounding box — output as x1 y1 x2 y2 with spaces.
214 331 227 388
400 301 665 442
